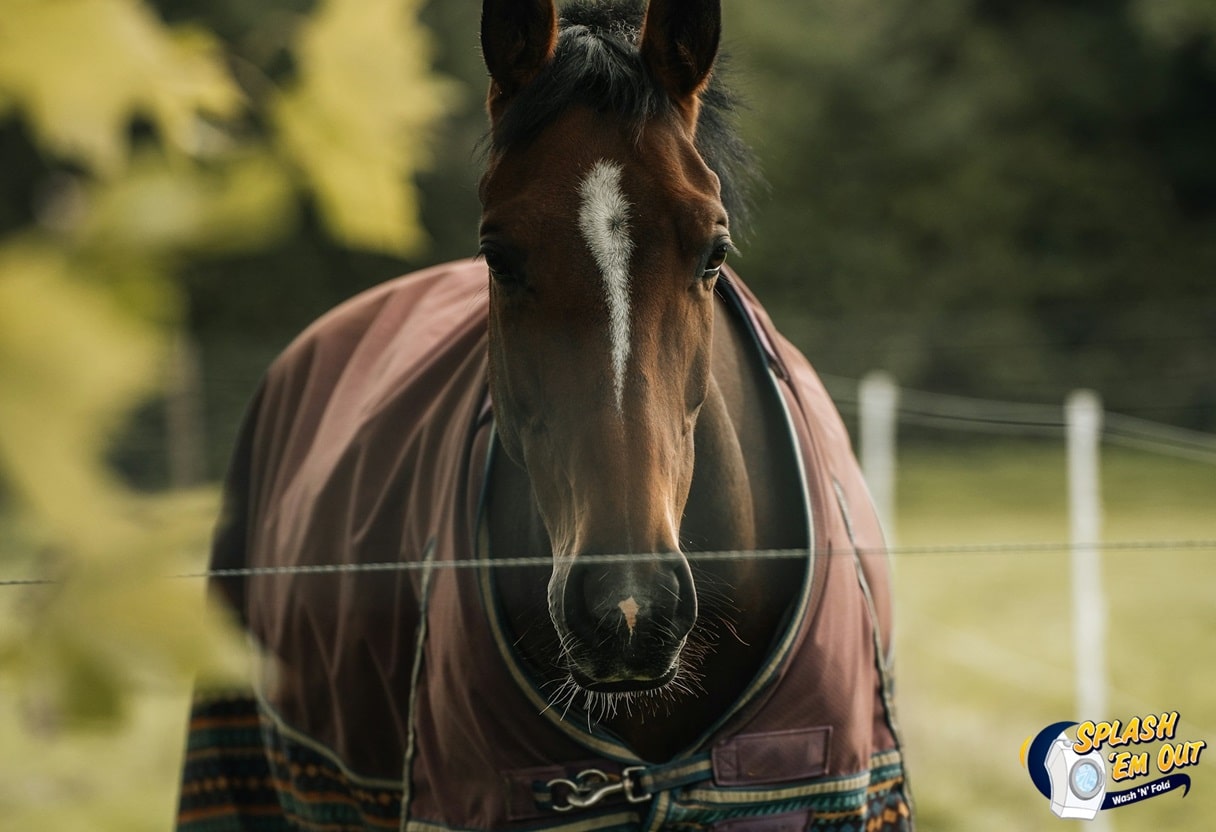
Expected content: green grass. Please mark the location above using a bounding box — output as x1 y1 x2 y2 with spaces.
1 442 1212 829
893 442 1216 831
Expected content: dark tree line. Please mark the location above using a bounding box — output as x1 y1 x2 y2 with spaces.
4 0 1210 484
727 0 1216 426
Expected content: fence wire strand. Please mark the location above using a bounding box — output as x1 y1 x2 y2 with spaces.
3 539 1216 588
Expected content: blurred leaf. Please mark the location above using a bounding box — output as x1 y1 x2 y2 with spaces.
0 237 247 732
0 492 248 729
0 240 164 550
0 0 241 175
0 0 448 826
273 0 452 254
79 152 295 256
46 639 128 727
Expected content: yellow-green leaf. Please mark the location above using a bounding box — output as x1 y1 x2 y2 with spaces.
79 152 295 256
273 0 452 254
0 239 164 549
0 0 241 175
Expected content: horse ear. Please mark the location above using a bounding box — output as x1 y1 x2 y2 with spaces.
481 0 558 103
640 0 721 103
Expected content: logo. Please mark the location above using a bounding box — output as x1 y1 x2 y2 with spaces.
1021 712 1205 820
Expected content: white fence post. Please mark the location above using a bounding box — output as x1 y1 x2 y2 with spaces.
1067 389 1108 816
859 371 900 546
166 331 206 489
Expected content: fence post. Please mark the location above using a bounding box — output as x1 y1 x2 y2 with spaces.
859 371 899 546
1067 390 1108 790
166 330 206 488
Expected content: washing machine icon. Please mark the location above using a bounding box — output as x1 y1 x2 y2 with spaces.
1044 730 1107 820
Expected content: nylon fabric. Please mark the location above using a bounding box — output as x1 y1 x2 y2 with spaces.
176 260 910 831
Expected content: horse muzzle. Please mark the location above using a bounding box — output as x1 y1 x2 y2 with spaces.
551 553 698 692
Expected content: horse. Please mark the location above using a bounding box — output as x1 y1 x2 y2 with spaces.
177 1 911 830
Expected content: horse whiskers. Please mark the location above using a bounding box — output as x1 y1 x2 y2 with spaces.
577 681 671 726
555 631 582 662
719 617 749 646
686 570 751 649
541 675 583 722
689 571 742 614
534 588 741 727
540 628 717 727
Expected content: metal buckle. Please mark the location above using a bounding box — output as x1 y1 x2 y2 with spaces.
621 766 649 803
547 766 650 812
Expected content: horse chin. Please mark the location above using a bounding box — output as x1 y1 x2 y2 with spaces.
560 632 687 695
549 636 711 723
569 663 680 694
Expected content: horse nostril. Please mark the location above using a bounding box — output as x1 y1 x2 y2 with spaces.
564 558 695 642
671 556 698 634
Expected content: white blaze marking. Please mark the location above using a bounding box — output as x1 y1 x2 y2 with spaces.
578 161 633 412
619 596 640 634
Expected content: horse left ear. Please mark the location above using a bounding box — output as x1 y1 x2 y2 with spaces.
481 0 558 106
640 0 721 104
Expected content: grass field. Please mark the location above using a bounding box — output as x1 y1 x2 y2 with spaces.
894 441 1216 830
1 441 1212 829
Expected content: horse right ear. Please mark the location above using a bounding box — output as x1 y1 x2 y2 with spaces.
640 0 721 104
481 0 558 108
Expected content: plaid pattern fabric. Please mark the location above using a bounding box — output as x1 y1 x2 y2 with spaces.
178 695 402 832
178 694 911 832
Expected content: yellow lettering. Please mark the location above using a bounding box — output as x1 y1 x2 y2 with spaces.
1118 718 1141 746
1074 721 1097 754
1111 751 1133 781
1130 752 1149 778
1140 714 1158 741
1158 743 1178 773
1186 740 1207 765
1157 741 1201 774
1111 751 1150 781
1094 720 1115 750
1157 711 1179 740
1073 713 1184 756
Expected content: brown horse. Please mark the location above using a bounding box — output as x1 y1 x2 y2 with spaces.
178 1 910 830
479 0 804 762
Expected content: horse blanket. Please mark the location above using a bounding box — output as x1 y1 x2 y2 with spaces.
176 260 911 832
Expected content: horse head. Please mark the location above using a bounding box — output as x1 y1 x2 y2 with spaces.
479 0 733 693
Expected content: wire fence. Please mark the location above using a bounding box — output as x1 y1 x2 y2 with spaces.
3 539 1216 589
4 372 1214 589
822 373 1216 465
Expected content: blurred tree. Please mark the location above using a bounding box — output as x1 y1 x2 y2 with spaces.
726 0 1216 426
123 0 477 482
0 0 448 827
161 0 1216 438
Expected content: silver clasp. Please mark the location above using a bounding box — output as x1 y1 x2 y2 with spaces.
547 766 649 811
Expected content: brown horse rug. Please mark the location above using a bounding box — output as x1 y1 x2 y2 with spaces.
177 259 910 832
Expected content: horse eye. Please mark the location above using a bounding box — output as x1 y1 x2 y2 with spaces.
702 242 730 280
480 245 522 286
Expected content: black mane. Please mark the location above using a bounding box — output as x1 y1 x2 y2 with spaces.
488 0 759 236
